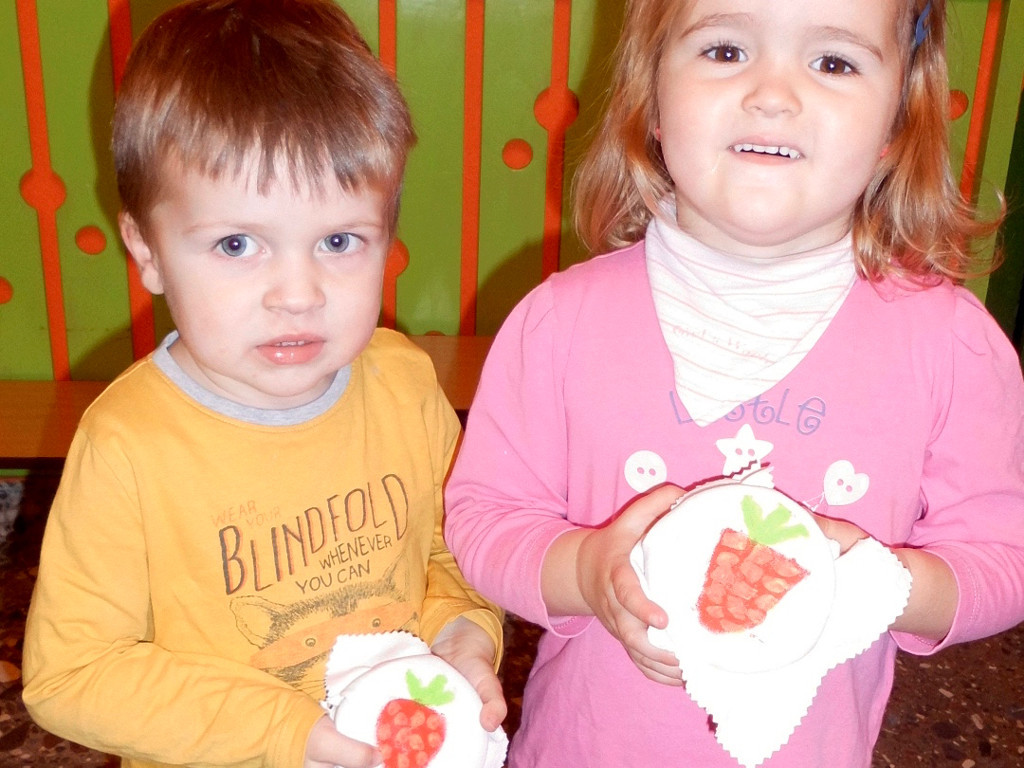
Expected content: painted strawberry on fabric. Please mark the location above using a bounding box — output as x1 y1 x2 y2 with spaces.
376 669 453 768
698 495 810 633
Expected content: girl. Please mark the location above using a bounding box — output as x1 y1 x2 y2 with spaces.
445 0 1024 766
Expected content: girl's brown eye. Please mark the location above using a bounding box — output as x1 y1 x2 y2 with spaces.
709 45 743 63
813 55 856 75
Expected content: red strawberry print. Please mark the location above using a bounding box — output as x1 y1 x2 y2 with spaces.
376 670 454 768
697 495 810 633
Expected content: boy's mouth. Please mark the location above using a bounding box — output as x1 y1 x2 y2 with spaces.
730 143 802 159
260 336 325 365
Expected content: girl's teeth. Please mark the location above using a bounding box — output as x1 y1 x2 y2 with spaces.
732 143 800 159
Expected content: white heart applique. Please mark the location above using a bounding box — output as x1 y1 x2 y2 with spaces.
823 460 869 506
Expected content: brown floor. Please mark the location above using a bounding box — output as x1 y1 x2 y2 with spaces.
1 473 1022 767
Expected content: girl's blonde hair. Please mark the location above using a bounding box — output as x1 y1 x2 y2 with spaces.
573 0 1004 281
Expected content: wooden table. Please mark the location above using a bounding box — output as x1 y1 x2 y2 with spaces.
0 335 492 467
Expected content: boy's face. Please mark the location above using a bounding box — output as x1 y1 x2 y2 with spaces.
121 159 390 410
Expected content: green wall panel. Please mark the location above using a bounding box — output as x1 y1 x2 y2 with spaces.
0 2 52 378
338 0 380 55
981 2 1024 343
560 0 625 272
38 1 132 379
394 0 466 335
476 2 554 335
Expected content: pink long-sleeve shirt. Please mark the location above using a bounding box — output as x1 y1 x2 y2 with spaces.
445 243 1024 768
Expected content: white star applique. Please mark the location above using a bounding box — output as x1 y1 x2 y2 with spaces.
716 424 774 476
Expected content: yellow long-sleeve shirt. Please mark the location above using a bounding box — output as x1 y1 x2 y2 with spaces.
22 329 502 768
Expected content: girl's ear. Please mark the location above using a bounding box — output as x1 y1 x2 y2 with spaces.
119 211 166 296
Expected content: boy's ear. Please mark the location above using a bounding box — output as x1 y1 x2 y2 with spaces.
119 211 165 295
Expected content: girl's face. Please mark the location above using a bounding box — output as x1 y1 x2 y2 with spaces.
656 0 905 257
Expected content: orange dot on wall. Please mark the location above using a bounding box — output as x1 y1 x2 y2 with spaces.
533 87 580 134
949 89 969 121
0 277 13 305
502 139 534 170
76 225 107 255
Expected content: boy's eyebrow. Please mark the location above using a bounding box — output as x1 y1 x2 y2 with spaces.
182 218 387 235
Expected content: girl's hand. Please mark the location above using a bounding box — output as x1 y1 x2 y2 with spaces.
430 616 507 732
811 512 869 553
575 484 685 686
813 512 956 640
303 715 380 768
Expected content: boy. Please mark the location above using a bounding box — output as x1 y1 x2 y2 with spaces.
21 2 505 767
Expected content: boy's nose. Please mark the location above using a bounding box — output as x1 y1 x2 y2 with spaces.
263 255 327 313
741 62 802 117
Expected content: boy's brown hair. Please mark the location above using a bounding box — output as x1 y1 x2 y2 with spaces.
113 0 415 235
573 0 1003 281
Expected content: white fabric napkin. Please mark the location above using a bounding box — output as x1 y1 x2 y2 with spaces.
323 631 508 768
631 483 912 767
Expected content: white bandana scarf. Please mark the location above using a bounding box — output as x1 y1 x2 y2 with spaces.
646 206 856 427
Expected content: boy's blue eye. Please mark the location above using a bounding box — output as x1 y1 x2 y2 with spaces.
811 55 856 75
323 233 353 253
217 234 255 258
703 45 746 63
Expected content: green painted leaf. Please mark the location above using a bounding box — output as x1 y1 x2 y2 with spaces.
742 496 809 546
406 670 456 707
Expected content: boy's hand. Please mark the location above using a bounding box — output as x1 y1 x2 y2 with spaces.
576 484 684 686
303 716 380 768
430 616 507 732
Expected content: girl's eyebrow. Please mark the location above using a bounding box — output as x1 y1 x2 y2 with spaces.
811 26 886 62
676 14 887 63
676 12 753 39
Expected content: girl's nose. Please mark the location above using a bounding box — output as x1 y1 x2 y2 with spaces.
263 254 327 314
741 62 802 117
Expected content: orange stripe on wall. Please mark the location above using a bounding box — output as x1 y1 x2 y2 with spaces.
959 0 1003 201
460 0 484 335
109 0 156 360
540 0 574 280
377 0 400 328
16 0 69 380
378 0 397 76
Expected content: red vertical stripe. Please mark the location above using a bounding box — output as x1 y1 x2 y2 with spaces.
109 0 156 361
460 0 485 335
959 0 1003 201
540 0 574 280
16 0 69 380
378 0 397 76
377 0 402 328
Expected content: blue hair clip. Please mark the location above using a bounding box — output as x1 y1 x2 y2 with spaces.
914 1 932 50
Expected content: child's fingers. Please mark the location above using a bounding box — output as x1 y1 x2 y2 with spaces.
478 690 508 732
812 512 869 553
612 561 668 630
304 717 381 768
626 644 683 686
617 484 687 539
467 664 507 731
